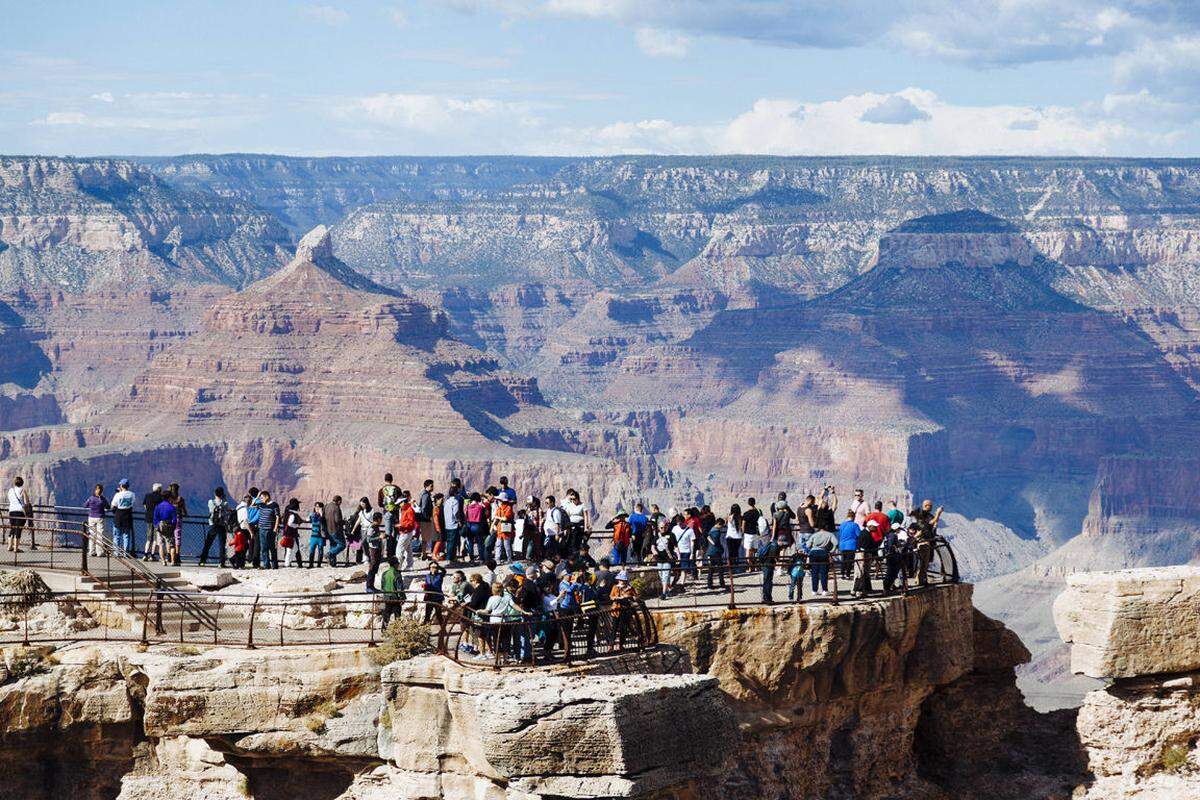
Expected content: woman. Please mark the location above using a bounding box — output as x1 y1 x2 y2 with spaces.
347 497 371 565
672 514 694 589
6 476 29 553
653 519 677 601
725 503 743 574
169 483 187 566
484 581 524 657
815 486 838 533
460 572 491 656
464 492 486 564
280 498 303 568
492 496 515 563
523 497 542 561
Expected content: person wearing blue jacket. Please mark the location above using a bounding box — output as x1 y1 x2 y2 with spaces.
838 511 862 581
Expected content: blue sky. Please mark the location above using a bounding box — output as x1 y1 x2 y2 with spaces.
3 0 1199 156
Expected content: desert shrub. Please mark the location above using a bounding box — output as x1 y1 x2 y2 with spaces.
1160 745 1190 773
369 617 432 666
631 572 661 599
4 648 57 682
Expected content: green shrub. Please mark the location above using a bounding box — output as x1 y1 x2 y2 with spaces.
4 648 56 682
1160 745 1190 773
369 617 433 666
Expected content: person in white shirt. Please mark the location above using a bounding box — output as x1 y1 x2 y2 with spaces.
110 480 136 556
849 489 870 527
673 519 694 585
561 489 589 554
7 476 29 553
543 494 564 557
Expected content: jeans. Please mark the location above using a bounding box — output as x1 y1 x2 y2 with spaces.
883 553 903 593
327 536 346 566
444 528 461 563
200 524 226 565
365 544 382 591
464 522 483 560
496 536 512 562
611 542 628 565
761 563 775 603
307 538 325 566
114 524 133 556
706 549 726 589
809 550 829 593
259 525 278 569
725 539 742 573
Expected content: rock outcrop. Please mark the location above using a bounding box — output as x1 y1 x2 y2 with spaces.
1054 565 1200 798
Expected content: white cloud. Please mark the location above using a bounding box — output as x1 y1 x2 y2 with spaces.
859 94 930 124
90 91 115 103
341 92 536 134
1113 34 1200 99
301 4 349 26
635 26 690 58
390 7 410 27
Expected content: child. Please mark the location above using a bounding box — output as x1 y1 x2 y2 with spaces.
230 526 250 569
307 502 326 568
787 550 805 603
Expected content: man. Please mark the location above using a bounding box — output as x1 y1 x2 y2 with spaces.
152 491 177 562
110 479 135 557
627 503 648 565
561 489 588 554
200 487 229 567
379 556 406 627
422 561 446 623
395 495 417 570
909 499 942 586
377 473 400 559
837 509 861 582
865 502 891 546
492 495 515 563
244 487 262 568
256 490 280 570
416 479 435 559
497 475 517 505
855 522 877 597
770 493 795 571
704 514 726 590
84 483 109 557
441 484 463 564
142 483 163 561
849 489 870 528
759 532 780 604
542 494 563 558
323 495 346 567
882 523 909 595
886 500 905 529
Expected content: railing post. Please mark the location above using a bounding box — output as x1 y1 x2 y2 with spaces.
368 596 377 649
155 588 163 635
21 602 29 647
247 594 259 649
727 561 736 610
831 555 839 605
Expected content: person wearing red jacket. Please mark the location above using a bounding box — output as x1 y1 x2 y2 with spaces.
610 512 632 565
395 495 418 570
865 501 891 544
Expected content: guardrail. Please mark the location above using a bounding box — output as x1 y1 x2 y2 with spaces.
0 589 658 667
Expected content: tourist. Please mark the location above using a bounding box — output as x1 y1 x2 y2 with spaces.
324 496 345 567
866 501 891 545
886 500 905 529
152 490 177 563
815 486 838 532
542 494 564 558
240 487 260 568
742 497 761 569
593 558 616 601
200 487 229 567
84 483 109 557
806 525 837 596
256 490 281 569
168 483 186 566
522 496 543 561
797 494 817 540
609 511 631 565
882 523 907 595
230 522 250 569
838 509 861 581
346 497 370 565
653 520 676 600
379 556 406 627
464 492 486 564
849 489 869 527
514 566 543 662
6 476 30 553
787 548 804 602
110 479 135 557
627 502 649 565
725 503 743 574
142 483 163 560
705 515 726 590
758 529 781 605
377 473 400 559
493 494 515 563
562 489 588 554
676 510 697 583
363 510 386 591
280 497 303 568
442 485 463 565
306 501 327 568
446 570 469 605
422 561 446 624
498 475 517 504
416 479 435 560
395 495 417 570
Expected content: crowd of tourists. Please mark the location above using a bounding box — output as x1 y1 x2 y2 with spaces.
5 474 944 611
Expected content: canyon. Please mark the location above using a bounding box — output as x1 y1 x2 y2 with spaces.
3 154 1200 707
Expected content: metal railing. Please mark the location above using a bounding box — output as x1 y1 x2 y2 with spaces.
430 597 657 668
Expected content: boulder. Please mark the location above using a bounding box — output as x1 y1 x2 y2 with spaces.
1054 566 1200 679
117 736 249 800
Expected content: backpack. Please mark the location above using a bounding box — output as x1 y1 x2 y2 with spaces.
209 499 228 527
225 505 239 531
381 484 399 513
246 503 261 526
756 540 777 561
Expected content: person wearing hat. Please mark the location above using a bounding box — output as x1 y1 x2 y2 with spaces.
111 479 136 557
492 494 515 563
514 565 543 663
395 494 418 570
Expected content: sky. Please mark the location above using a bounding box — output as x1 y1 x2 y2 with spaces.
3 0 1200 157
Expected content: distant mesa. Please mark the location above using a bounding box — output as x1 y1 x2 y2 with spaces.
893 209 1019 235
872 209 1040 273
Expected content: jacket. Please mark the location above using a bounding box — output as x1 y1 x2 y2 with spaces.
838 520 862 552
380 567 405 600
